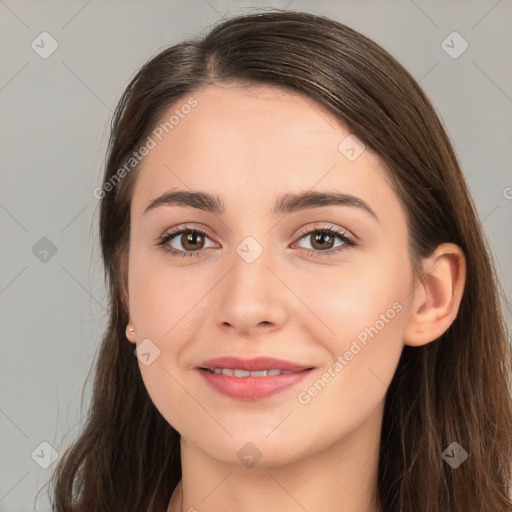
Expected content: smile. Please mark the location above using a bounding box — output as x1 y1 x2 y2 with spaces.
204 368 297 377
196 356 314 400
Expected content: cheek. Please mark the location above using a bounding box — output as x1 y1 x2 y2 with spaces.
290 251 409 412
128 262 204 433
289 249 409 354
288 279 407 456
128 254 203 339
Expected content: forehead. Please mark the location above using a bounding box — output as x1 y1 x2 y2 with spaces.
130 82 396 218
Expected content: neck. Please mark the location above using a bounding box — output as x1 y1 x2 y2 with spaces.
169 401 383 512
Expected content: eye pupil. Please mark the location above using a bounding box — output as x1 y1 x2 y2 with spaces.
312 231 334 250
182 230 204 250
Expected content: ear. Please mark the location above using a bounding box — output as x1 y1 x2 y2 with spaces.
125 325 136 343
119 253 137 343
122 286 137 344
404 243 466 347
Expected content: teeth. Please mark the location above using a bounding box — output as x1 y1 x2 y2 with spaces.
208 368 295 377
250 370 268 377
233 369 251 377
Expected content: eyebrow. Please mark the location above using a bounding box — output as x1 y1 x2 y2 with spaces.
143 189 378 221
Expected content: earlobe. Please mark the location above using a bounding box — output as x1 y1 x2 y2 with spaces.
125 324 136 343
404 243 466 347
121 285 135 343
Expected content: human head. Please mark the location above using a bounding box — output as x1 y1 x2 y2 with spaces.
51 10 512 512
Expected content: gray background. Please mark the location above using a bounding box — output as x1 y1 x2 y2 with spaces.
1 1 511 510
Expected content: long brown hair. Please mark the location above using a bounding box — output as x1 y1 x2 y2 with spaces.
48 9 512 512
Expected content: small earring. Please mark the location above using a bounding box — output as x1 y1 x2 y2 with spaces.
126 325 135 339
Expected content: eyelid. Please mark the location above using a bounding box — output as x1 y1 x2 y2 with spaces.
156 222 357 257
293 223 356 242
155 224 218 255
289 223 357 257
158 222 356 243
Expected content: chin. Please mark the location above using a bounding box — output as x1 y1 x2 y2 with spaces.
188 429 327 470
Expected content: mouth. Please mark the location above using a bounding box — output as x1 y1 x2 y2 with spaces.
196 356 315 401
201 368 301 377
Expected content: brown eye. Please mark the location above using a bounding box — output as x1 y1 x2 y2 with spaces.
157 226 216 257
309 231 336 250
180 230 206 251
293 225 356 258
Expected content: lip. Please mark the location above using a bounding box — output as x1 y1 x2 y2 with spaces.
196 356 314 401
198 356 313 372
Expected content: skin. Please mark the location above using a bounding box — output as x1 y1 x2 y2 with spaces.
124 82 466 512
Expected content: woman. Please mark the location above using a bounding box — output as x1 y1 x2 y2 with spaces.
49 10 512 512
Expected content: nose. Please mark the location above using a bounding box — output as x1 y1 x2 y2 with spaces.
212 242 288 336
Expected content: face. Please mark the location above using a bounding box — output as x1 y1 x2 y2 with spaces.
127 82 415 467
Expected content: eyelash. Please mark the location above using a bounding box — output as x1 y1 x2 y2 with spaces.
155 224 357 259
